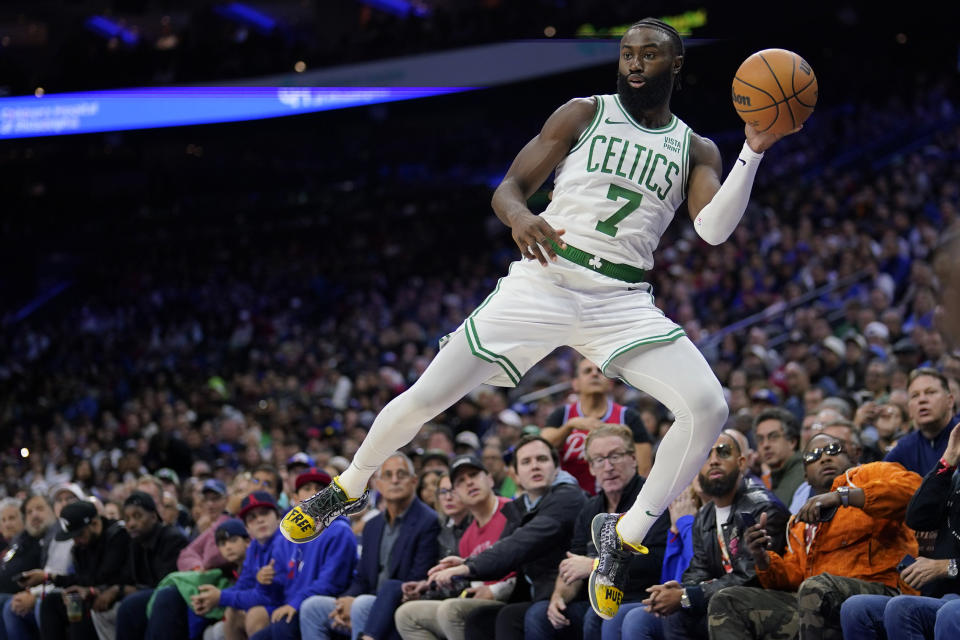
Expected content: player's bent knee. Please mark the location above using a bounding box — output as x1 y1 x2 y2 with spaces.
692 386 728 430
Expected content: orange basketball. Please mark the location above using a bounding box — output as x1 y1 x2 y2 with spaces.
732 48 818 135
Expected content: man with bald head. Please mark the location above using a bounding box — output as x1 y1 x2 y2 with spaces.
708 433 922 640
622 432 787 640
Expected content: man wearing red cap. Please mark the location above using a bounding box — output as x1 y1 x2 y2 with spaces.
247 470 358 640
192 491 288 638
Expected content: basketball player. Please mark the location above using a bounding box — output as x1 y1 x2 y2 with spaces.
281 18 801 621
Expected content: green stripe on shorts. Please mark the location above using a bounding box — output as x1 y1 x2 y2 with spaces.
465 278 522 385
465 317 520 385
601 327 687 374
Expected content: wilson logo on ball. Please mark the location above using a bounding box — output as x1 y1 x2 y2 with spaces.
732 92 752 106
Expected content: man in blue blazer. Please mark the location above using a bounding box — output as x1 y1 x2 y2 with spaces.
300 453 440 640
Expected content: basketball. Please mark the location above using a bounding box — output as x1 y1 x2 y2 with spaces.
732 49 818 135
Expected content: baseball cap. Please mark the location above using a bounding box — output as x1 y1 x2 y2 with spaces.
287 452 315 468
893 338 920 354
49 482 85 502
743 345 767 361
454 431 481 451
751 388 779 405
55 501 98 541
155 468 180 487
843 331 868 350
214 518 249 543
329 456 350 473
497 409 523 428
237 491 279 521
864 321 890 341
201 478 227 496
295 468 332 492
123 490 160 516
420 449 450 467
822 336 846 359
449 455 487 484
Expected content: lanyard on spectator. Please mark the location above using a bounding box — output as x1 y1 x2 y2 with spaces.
716 515 733 574
804 523 819 555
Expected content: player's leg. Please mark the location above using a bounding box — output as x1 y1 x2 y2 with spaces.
337 330 501 497
614 336 727 540
589 336 727 619
280 330 501 542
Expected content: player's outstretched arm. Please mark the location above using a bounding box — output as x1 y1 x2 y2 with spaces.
687 123 801 246
492 97 595 265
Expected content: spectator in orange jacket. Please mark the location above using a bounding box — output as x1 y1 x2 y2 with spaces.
705 433 923 640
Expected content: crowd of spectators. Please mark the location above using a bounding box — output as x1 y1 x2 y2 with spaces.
1 14 960 639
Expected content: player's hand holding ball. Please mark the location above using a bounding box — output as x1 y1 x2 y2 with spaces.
732 49 817 152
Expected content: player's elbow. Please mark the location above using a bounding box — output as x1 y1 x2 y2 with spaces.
692 213 732 246
694 227 728 246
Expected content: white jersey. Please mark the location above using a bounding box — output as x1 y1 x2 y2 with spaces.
540 94 693 271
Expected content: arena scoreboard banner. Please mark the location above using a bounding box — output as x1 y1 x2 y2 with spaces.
0 40 643 139
0 86 472 139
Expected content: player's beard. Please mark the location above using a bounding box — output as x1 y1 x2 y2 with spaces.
698 467 740 498
616 69 673 117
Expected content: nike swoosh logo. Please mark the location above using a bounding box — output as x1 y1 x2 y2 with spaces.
737 158 746 166
645 510 659 518
604 117 630 125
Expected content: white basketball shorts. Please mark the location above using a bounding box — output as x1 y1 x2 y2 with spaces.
440 257 685 387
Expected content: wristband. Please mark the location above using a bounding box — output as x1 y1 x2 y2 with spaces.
937 457 957 475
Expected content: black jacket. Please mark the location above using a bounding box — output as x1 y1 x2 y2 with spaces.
54 517 131 590
437 513 473 559
905 463 960 597
465 480 587 602
682 476 789 614
129 522 189 589
0 531 44 594
572 473 670 601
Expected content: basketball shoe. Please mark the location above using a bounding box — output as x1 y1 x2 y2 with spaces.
589 513 648 619
280 476 369 543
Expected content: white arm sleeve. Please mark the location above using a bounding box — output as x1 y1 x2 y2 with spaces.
693 141 764 245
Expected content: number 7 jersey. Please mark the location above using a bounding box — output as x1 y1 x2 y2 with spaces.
541 94 693 272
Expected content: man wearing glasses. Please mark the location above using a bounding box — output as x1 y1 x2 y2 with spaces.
299 454 440 640
528 424 669 639
541 359 654 495
620 431 787 640
708 433 923 640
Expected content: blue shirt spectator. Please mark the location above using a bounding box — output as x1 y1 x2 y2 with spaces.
884 416 957 475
